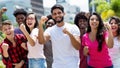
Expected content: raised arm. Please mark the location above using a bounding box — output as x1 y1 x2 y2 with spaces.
105 23 114 48
20 24 35 46
1 43 13 67
0 7 7 17
38 16 50 44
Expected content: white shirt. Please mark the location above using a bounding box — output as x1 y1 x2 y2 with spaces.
27 28 45 59
45 23 80 68
109 37 120 68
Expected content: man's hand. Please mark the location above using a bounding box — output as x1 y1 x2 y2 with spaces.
39 16 48 25
13 60 24 68
1 43 9 52
63 28 70 35
1 7 7 13
1 43 9 57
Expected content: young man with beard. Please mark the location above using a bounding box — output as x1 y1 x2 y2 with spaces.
38 4 81 68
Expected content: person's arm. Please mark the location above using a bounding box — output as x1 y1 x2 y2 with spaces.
1 43 9 58
1 43 13 67
20 24 35 46
0 7 7 18
105 23 114 48
83 46 89 56
63 28 81 50
13 60 25 68
21 42 27 50
38 16 50 44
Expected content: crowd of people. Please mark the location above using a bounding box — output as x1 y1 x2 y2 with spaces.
0 4 120 68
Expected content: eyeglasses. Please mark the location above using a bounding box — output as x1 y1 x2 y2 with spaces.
47 22 55 25
27 17 35 20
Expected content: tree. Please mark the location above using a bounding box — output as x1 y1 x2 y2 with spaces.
2 14 8 21
91 0 120 21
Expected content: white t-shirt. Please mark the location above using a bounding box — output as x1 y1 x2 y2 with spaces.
45 23 80 68
27 28 45 59
109 37 120 68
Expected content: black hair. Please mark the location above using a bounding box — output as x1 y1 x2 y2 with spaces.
13 9 27 17
45 15 55 24
74 12 88 27
109 16 120 36
25 13 38 34
51 4 64 13
87 12 105 52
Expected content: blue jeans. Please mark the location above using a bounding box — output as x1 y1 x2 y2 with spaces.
88 65 113 68
29 58 46 68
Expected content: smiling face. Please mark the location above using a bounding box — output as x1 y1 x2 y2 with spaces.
78 19 87 29
46 19 55 28
26 14 36 29
89 15 99 30
52 8 65 23
109 19 119 33
16 14 26 26
2 24 14 39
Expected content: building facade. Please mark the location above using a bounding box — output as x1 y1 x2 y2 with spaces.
0 0 31 24
31 0 44 19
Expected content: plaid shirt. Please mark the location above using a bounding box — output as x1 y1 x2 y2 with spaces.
0 34 28 68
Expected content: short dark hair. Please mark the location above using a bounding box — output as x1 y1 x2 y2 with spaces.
51 4 64 13
13 9 27 17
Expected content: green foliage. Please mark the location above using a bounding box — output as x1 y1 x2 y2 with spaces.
0 55 5 68
111 0 120 17
91 0 120 21
0 31 5 43
96 2 110 14
1 14 8 21
90 0 107 7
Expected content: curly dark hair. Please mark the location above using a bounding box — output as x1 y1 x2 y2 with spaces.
87 12 105 52
13 9 27 17
74 12 88 27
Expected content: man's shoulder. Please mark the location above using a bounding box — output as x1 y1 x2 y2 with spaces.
46 25 56 31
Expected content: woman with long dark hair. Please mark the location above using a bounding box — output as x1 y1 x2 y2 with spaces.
109 16 120 68
82 12 113 68
20 13 46 68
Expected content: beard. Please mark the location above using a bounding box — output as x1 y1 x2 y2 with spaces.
54 17 64 23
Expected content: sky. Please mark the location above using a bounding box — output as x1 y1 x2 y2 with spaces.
43 0 89 12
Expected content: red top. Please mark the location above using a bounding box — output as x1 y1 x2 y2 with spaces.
0 34 28 68
79 36 87 68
